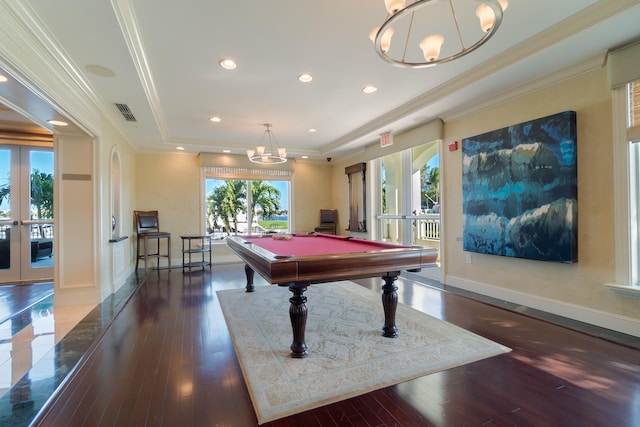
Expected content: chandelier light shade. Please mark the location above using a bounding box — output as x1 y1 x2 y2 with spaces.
247 123 287 164
369 26 395 53
384 0 406 14
371 0 508 68
420 34 445 62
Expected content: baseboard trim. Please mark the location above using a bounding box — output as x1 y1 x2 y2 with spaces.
446 275 640 339
212 255 243 265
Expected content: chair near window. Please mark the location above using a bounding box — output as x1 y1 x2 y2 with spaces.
314 209 337 235
134 210 171 272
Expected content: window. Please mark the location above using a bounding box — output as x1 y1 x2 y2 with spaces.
628 80 640 287
609 78 640 296
205 178 290 240
606 41 640 297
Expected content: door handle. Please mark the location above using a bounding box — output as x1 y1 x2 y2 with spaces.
12 221 18 226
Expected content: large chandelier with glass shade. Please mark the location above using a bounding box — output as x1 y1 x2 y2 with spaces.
247 123 287 164
370 0 508 69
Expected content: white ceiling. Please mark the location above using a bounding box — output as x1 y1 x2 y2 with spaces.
1 0 640 161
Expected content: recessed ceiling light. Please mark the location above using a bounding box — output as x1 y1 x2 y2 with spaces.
301 155 309 159
298 73 313 83
223 149 231 153
176 146 185 151
48 120 68 126
308 128 317 133
209 116 221 123
362 85 377 94
219 59 237 70
0 74 8 83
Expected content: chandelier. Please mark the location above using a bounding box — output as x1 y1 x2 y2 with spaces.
247 123 287 164
370 0 508 69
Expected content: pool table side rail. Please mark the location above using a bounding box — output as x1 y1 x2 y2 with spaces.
226 236 438 285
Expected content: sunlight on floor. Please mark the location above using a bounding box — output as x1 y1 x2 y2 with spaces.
0 302 95 398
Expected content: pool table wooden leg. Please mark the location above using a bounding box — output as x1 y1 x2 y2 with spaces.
381 272 399 338
288 282 309 358
244 264 255 292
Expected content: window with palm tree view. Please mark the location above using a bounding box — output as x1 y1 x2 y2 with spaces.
205 179 289 240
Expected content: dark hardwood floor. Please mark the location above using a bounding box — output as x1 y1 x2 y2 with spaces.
30 264 640 426
0 281 53 324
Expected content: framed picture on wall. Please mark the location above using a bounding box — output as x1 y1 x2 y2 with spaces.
462 110 578 263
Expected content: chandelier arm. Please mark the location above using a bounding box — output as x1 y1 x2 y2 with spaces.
248 123 287 164
447 0 466 52
401 11 417 63
373 0 504 69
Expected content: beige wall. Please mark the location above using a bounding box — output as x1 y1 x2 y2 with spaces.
57 64 637 332
291 161 334 233
100 121 137 298
135 153 202 266
327 66 638 332
117 66 640 330
135 154 334 264
444 67 639 322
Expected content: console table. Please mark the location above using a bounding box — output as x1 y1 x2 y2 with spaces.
180 235 212 271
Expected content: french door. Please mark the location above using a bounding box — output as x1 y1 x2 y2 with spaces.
375 143 442 274
0 145 54 283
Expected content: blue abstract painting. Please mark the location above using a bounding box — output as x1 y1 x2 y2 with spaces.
462 111 577 263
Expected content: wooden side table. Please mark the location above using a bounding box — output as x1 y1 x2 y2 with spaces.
180 235 212 271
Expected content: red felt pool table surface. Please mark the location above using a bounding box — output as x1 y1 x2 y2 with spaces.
243 233 406 257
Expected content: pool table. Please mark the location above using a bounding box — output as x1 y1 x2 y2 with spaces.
226 233 438 358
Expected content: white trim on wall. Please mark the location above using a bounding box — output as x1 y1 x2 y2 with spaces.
447 274 640 338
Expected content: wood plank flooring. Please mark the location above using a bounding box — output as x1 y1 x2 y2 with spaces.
0 281 53 324
31 265 640 426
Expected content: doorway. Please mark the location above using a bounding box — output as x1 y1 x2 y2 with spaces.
374 142 442 279
0 145 54 283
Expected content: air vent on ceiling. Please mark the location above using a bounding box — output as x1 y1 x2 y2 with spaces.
115 103 137 122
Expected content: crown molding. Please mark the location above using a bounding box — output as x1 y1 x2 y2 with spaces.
325 0 640 150
0 1 140 149
441 53 606 123
111 0 169 143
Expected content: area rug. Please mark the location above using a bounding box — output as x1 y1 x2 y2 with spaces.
217 281 511 424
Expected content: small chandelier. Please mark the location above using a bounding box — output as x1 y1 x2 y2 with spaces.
371 0 508 69
247 123 287 164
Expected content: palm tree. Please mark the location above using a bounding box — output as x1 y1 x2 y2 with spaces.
31 169 54 219
421 165 440 209
250 181 281 221
0 173 10 209
207 180 246 235
0 170 54 219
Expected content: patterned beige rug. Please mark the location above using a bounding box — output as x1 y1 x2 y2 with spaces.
217 281 510 424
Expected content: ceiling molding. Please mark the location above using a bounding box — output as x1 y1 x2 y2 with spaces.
322 0 640 154
0 1 149 151
111 0 169 143
441 53 606 123
0 2 97 137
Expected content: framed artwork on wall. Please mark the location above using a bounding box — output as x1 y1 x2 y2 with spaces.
462 110 578 263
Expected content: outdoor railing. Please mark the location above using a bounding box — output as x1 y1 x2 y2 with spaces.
417 216 440 241
378 214 441 242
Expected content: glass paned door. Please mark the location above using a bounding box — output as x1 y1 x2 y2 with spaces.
0 145 54 283
377 143 441 265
